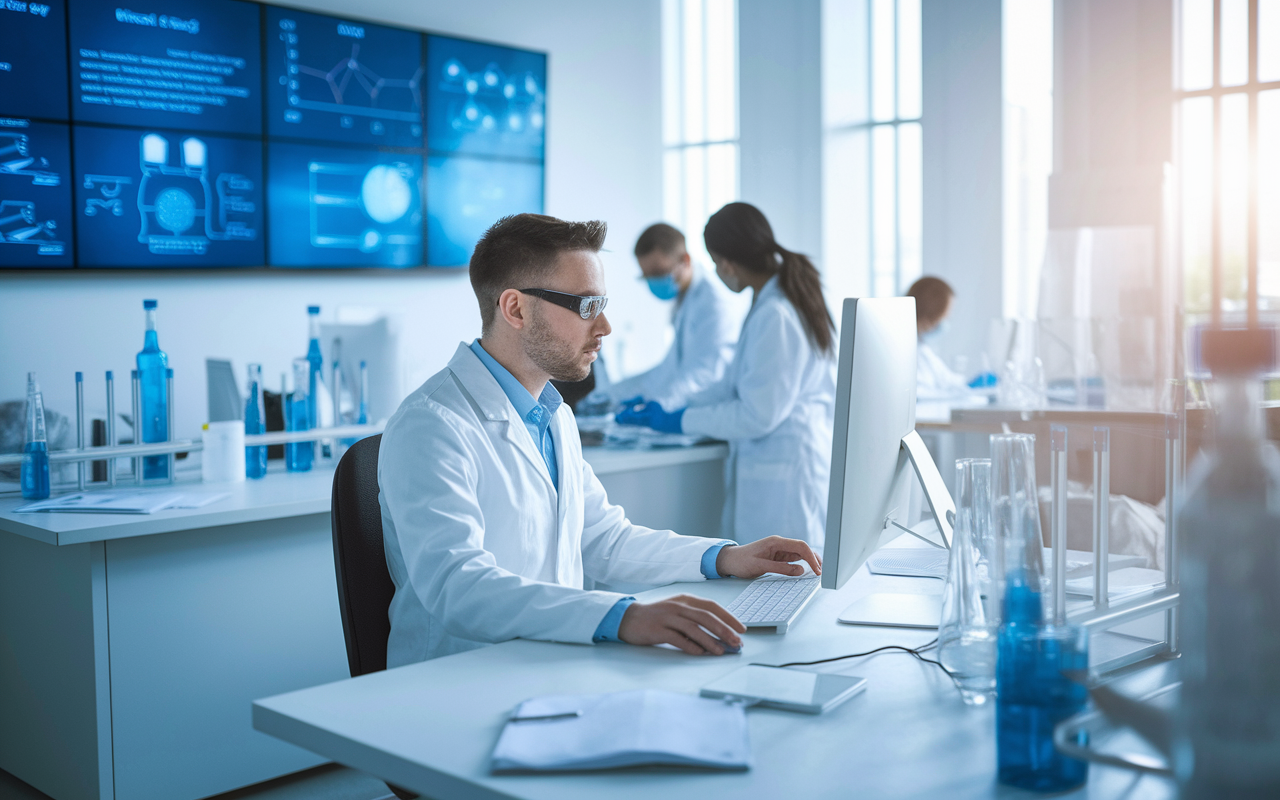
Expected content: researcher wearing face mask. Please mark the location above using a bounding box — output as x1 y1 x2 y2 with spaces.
605 223 741 408
908 276 972 399
617 203 837 552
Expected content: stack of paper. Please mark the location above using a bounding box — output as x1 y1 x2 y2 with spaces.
15 490 229 514
1065 567 1167 601
491 689 750 773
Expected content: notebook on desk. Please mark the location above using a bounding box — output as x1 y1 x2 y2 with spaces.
491 689 751 773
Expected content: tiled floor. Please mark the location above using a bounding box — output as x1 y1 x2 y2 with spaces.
0 764 400 800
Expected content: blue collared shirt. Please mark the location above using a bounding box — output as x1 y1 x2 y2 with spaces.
468 340 732 643
470 340 560 490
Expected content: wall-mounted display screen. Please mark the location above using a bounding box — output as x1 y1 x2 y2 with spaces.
268 142 422 267
0 0 545 269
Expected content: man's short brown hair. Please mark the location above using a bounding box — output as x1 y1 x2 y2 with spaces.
469 213 608 332
633 222 686 258
906 276 955 326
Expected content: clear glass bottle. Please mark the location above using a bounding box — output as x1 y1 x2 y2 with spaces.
285 358 313 472
1174 328 1280 797
244 363 267 479
938 458 997 704
21 372 50 500
137 299 169 479
992 433 1088 792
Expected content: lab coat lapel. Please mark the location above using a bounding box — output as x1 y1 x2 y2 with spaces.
549 407 582 587
446 344 556 492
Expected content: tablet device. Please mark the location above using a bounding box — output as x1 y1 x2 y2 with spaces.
700 665 867 714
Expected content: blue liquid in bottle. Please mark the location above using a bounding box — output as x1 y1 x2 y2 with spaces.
996 582 1088 792
245 364 268 479
21 372 50 500
286 359 313 472
137 299 169 480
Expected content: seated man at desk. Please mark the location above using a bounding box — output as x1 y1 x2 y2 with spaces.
908 275 984 399
378 213 820 666
603 223 741 407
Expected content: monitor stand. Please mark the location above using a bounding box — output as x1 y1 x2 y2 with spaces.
838 429 956 629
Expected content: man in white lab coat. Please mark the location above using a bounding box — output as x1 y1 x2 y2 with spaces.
378 213 821 666
606 223 741 407
908 276 971 399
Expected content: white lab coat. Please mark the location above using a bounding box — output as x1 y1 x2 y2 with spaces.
609 263 742 408
379 343 718 666
681 277 837 551
916 340 969 400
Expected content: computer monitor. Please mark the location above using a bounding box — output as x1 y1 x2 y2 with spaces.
822 297 955 593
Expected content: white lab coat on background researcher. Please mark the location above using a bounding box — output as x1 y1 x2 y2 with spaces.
916 338 970 400
379 343 718 666
681 276 837 551
609 263 742 408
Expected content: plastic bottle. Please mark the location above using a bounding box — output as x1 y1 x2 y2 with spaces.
244 363 267 479
357 360 368 425
21 372 50 500
285 358 313 472
137 299 169 479
1174 327 1280 797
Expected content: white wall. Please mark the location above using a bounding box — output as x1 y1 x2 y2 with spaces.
738 0 824 261
0 0 670 442
921 0 1004 365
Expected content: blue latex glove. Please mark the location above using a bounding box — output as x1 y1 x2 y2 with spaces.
615 400 685 434
618 395 646 408
969 371 998 389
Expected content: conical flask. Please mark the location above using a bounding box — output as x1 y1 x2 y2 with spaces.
938 458 996 704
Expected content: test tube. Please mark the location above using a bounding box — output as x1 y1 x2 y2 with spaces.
105 371 116 487
1049 424 1068 625
131 370 141 484
76 372 86 491
166 368 175 483
1092 427 1111 610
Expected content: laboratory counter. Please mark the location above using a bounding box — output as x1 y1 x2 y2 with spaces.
0 441 728 800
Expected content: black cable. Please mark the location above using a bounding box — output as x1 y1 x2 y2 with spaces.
753 637 957 681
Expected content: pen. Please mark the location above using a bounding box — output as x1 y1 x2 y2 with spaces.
509 710 582 722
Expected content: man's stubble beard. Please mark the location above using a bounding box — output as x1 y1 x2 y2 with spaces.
524 307 591 383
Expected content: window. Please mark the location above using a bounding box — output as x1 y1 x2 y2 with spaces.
1002 0 1053 320
663 0 738 265
1176 0 1280 323
822 0 922 301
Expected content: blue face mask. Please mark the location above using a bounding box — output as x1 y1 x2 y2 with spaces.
646 274 680 301
922 318 949 342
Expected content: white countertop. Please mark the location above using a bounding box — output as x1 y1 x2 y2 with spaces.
0 443 729 546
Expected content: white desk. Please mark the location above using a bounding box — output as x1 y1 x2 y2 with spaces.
0 442 728 800
253 568 1177 800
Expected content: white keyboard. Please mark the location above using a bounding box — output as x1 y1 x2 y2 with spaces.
724 575 821 633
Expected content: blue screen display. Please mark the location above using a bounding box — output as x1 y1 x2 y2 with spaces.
0 118 74 267
73 124 264 266
267 142 423 268
426 155 542 267
68 0 262 135
0 0 70 122
265 7 423 149
426 35 545 161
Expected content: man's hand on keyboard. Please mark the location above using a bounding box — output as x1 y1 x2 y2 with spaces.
618 594 746 655
717 536 822 579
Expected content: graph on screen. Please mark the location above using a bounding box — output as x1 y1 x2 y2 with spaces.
0 0 544 269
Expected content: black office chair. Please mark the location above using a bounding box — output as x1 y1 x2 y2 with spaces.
330 434 420 800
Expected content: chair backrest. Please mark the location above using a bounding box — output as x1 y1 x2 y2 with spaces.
330 434 394 677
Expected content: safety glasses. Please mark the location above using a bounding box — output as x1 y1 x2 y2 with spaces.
519 288 609 320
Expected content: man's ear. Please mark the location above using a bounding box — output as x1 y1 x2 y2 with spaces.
496 288 529 331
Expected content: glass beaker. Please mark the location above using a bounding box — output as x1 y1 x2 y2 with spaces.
938 458 997 704
990 433 1045 625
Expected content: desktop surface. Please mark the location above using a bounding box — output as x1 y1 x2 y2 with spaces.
254 567 1176 800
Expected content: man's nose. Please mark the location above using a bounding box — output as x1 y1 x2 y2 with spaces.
595 312 613 337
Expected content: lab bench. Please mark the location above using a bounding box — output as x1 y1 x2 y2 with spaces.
0 442 728 800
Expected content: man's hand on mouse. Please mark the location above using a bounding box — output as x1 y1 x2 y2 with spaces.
617 594 745 655
715 536 822 579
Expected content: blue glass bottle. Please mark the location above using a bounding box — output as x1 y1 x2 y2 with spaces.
992 433 1088 793
21 372 50 500
357 360 369 425
244 363 267 479
137 299 169 479
306 305 331 460
285 358 313 472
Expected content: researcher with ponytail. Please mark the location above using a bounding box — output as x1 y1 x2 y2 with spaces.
617 202 837 551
